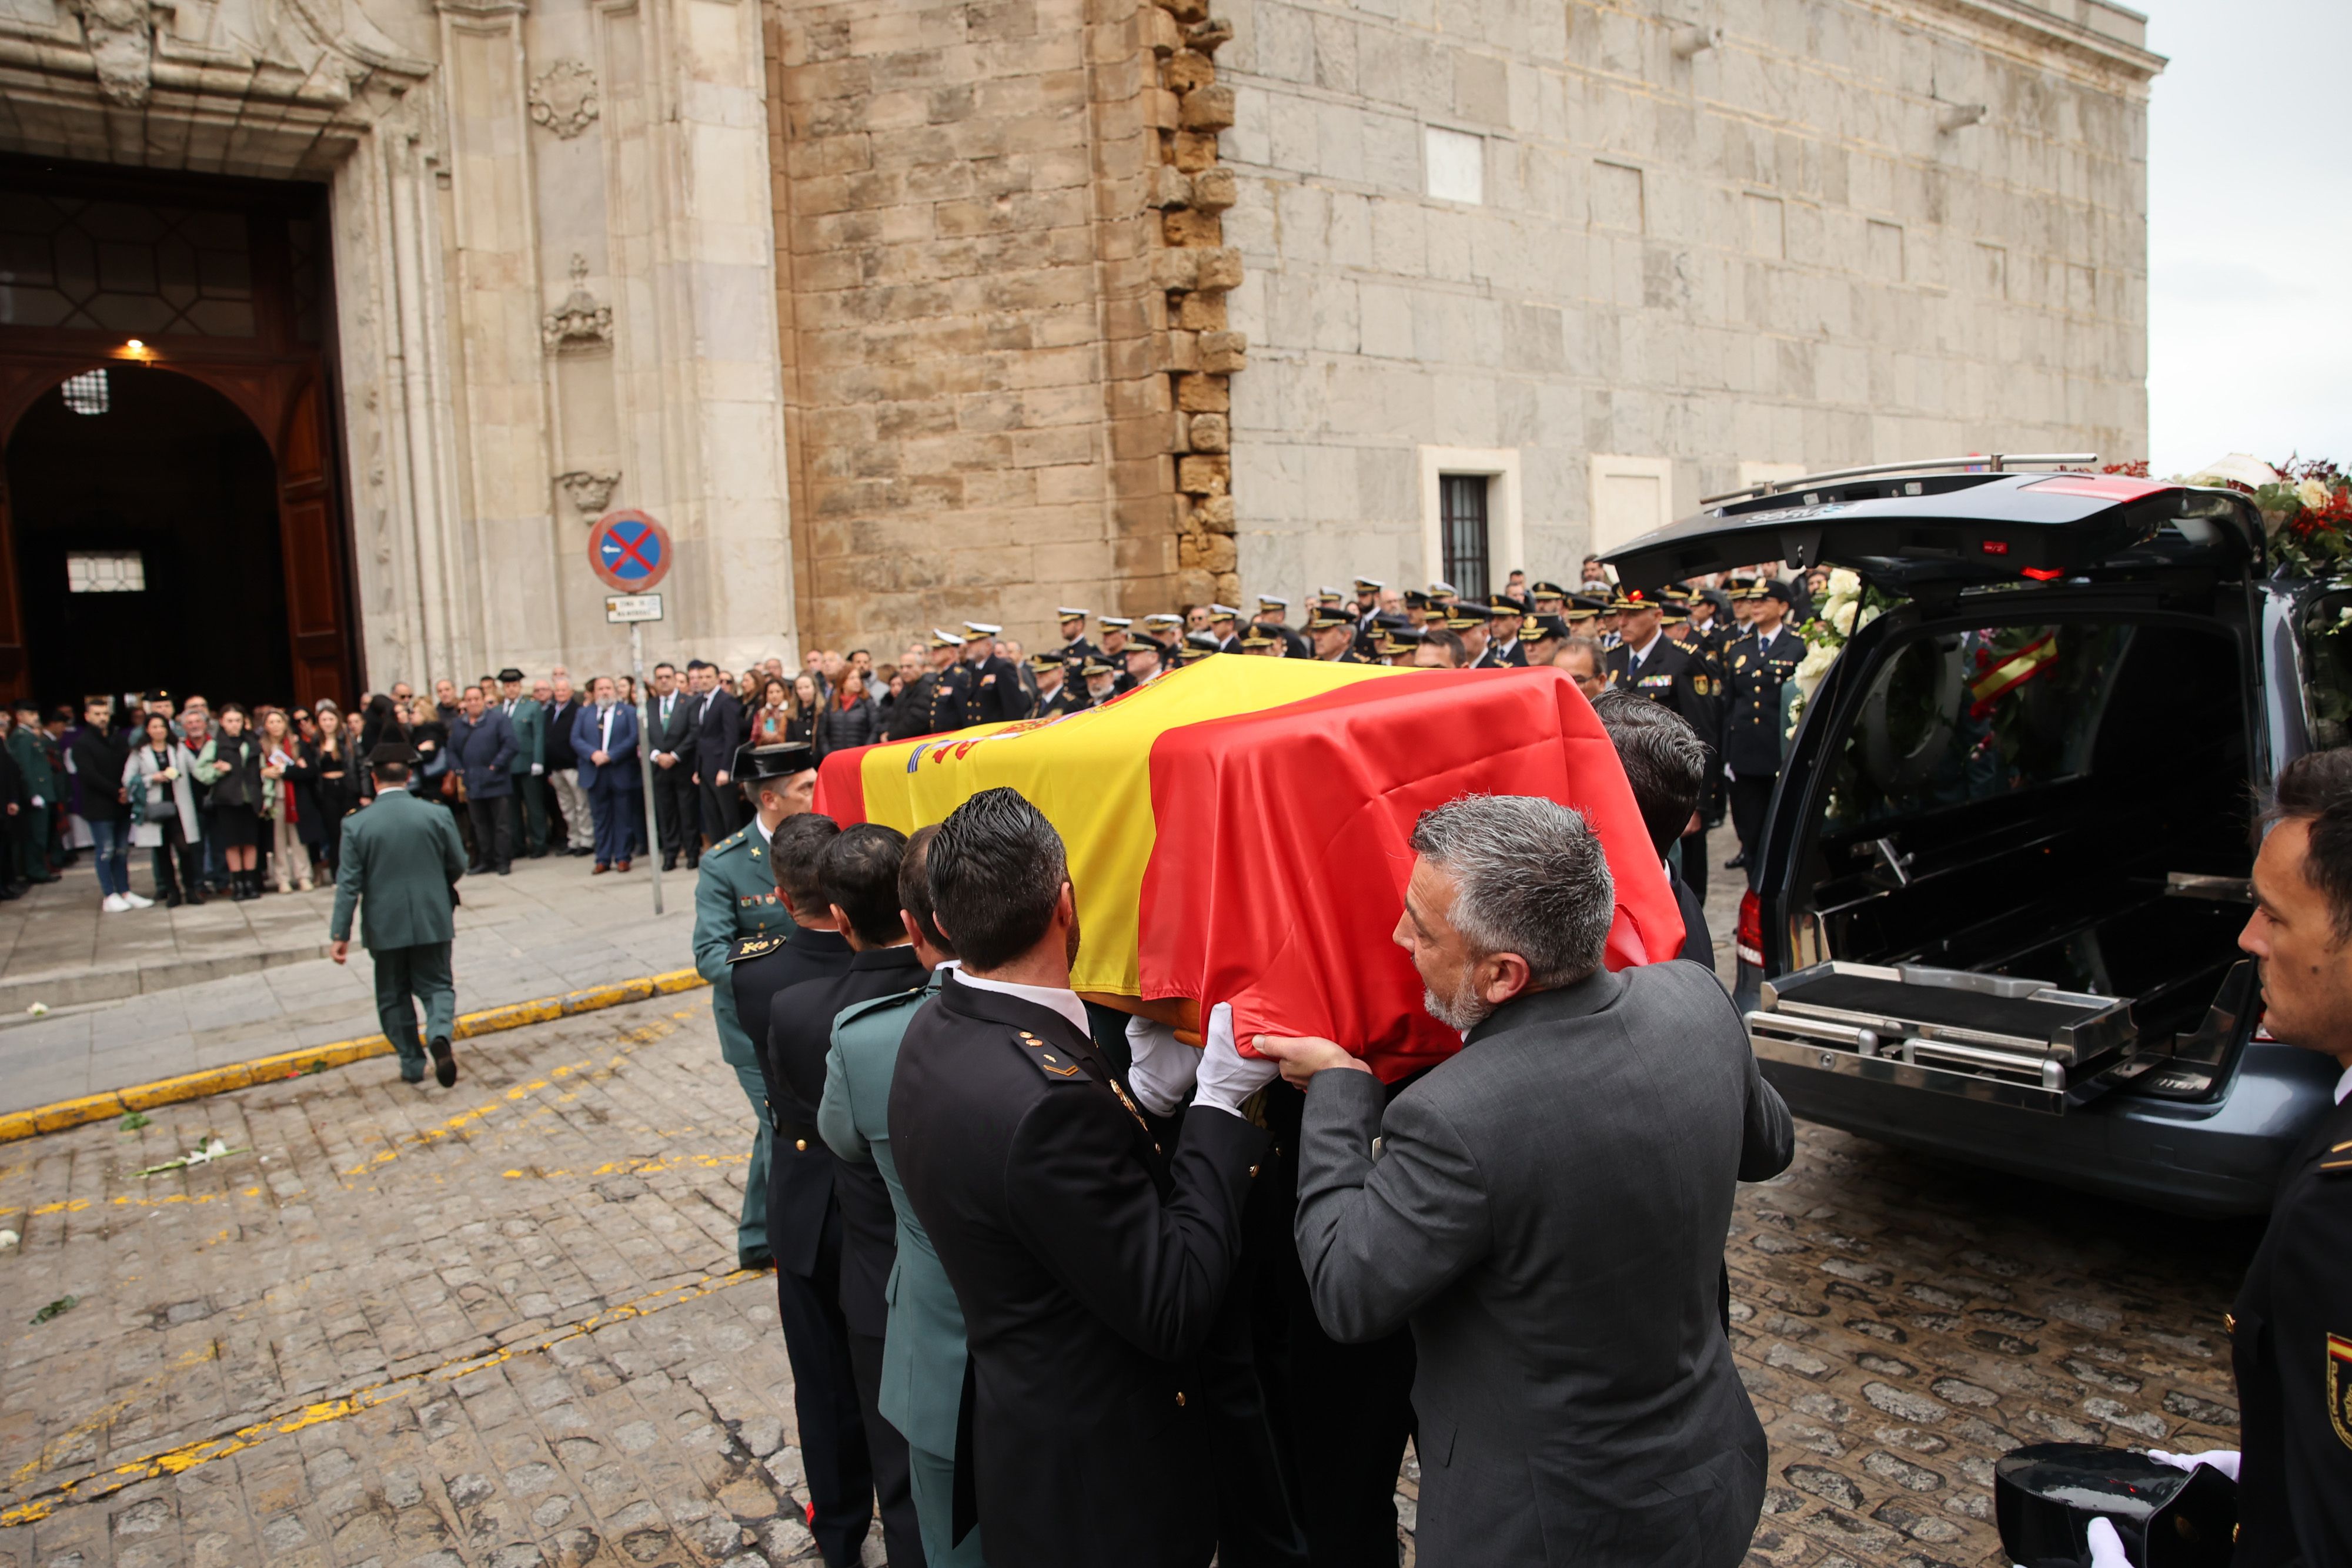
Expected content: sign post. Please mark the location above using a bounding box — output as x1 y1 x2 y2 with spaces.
590 511 673 916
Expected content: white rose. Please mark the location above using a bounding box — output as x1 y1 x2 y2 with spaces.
1832 600 1857 636
1827 568 1862 600
1795 642 1840 682
2297 477 2330 510
1856 604 1882 630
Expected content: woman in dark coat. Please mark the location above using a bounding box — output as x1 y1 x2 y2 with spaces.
811 678 880 758
310 706 355 873
196 704 266 900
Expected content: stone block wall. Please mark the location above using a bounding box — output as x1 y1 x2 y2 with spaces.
762 0 1248 654
1214 0 2163 597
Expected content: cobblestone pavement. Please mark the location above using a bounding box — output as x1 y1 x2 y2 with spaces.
0 988 2256 1567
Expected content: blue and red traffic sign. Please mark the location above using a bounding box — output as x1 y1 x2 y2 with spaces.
589 510 672 592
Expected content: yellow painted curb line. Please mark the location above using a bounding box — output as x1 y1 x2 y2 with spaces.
0 968 709 1145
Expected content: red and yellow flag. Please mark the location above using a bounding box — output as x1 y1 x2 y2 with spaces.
814 657 1682 1081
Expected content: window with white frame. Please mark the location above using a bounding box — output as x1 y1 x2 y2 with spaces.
67 551 145 593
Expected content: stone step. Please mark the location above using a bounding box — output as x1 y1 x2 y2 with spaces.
0 940 333 1018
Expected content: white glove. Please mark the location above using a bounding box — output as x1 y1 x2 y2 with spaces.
1190 1002 1276 1118
28 795 39 808
1124 1016 1200 1116
531 763 544 775
2084 1517 2133 1568
2148 1448 2240 1482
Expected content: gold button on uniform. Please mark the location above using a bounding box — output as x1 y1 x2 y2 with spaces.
794 1138 808 1152
1174 1392 1186 1407
2223 1311 2236 1333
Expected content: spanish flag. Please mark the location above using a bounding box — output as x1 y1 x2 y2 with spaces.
814 658 1682 1081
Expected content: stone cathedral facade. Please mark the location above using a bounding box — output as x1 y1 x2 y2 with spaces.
0 0 2158 692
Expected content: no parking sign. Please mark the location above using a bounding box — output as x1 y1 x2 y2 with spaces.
588 510 672 593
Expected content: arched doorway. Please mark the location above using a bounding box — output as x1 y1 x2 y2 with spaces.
7 367 291 706
0 156 358 712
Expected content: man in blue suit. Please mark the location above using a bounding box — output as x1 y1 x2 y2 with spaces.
447 686 518 874
570 675 641 873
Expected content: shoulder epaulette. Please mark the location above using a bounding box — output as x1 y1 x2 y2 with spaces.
1011 1027 1085 1081
834 986 928 1034
706 831 746 857
2321 1136 2352 1174
727 934 784 964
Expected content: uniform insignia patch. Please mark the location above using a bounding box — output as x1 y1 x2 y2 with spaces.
1014 1029 1081 1078
727 935 782 963
750 847 761 859
2321 1136 2352 1174
2330 1333 2352 1452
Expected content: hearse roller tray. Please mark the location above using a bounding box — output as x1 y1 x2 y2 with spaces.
1749 961 2140 1113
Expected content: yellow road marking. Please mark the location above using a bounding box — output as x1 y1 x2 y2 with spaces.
0 971 709 1146
0 1267 762 1524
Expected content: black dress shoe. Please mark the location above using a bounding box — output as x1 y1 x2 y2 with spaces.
497 865 512 875
429 1037 457 1087
1723 852 1748 870
662 852 678 872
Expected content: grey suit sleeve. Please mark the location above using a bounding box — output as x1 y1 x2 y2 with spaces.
1737 1052 1795 1182
1293 1071 1491 1345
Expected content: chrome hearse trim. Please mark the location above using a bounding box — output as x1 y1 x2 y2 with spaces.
1750 961 2153 1110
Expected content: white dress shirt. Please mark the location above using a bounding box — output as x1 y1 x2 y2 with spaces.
957 971 1090 1036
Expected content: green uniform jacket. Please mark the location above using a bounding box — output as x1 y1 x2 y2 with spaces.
7 727 55 800
818 971 964 1455
692 825 791 1068
505 697 546 775
330 788 466 950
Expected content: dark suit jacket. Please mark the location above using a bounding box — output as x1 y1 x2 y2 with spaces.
543 697 582 768
890 972 1268 1568
567 703 637 790
650 687 696 760
2229 1084 2352 1567
1292 962 1793 1568
769 944 929 1335
692 689 744 779
447 710 517 798
733 924 854 1276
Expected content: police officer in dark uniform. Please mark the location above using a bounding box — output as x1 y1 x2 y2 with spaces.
1720 579 1803 871
1055 607 1102 670
2204 747 2352 1568
1349 578 1384 633
1207 604 1245 653
1099 616 1140 691
1307 606 1362 663
959 621 1029 727
889 789 1273 1568
1606 588 1725 894
1530 580 1569 617
1479 598 1529 667
883 629 960 743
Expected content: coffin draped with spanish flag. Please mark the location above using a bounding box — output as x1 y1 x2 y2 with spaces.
813 657 1684 1081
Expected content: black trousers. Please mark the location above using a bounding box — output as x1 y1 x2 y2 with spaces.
775 1202 878 1568
1729 773 1777 865
152 817 201 900
466 795 513 871
654 761 697 860
697 773 739 845
1253 1085 1418 1568
846 1325 925 1566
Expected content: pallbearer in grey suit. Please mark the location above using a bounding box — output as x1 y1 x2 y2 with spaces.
1255 794 1793 1568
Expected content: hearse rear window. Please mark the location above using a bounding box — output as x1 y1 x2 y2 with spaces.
1826 622 2135 828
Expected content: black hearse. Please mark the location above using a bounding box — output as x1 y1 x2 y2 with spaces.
1606 456 2343 1215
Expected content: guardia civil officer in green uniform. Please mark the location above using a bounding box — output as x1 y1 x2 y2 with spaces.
691 738 820 1268
330 744 469 1086
818 828 979 1566
497 667 549 858
7 700 58 885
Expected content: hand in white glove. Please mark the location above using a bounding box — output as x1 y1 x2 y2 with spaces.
531 763 544 776
2085 1516 2134 1568
1191 1002 1277 1118
1124 1015 1200 1117
2148 1448 2241 1482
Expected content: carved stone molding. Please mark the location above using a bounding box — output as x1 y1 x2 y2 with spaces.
557 469 621 519
542 255 613 352
62 0 155 106
528 58 600 139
